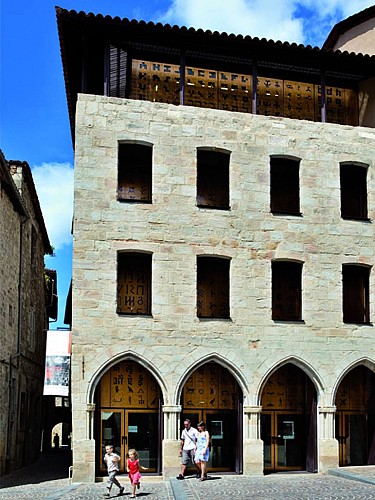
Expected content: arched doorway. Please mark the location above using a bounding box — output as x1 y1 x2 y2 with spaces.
180 362 243 473
94 360 163 474
260 363 317 473
335 365 375 466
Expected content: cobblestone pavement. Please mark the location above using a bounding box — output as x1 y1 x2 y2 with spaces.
1 450 375 499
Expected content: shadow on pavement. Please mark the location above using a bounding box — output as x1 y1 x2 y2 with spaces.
0 448 72 488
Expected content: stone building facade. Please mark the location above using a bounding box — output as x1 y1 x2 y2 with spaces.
0 151 53 475
56 7 375 482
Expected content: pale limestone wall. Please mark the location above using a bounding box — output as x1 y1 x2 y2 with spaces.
333 18 375 56
72 94 375 480
331 17 375 128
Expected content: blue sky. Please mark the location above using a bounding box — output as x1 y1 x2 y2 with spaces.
1 0 373 328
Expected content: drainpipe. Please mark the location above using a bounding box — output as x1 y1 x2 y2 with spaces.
6 214 28 472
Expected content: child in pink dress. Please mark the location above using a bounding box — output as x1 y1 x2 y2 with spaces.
126 448 148 498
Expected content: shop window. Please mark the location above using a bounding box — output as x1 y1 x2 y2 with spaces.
272 261 302 321
118 143 152 202
340 163 368 220
197 149 230 209
117 252 151 315
270 157 300 215
197 256 230 318
343 265 370 324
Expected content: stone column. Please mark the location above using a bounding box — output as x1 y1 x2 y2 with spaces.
318 406 338 472
72 403 96 483
162 404 182 479
243 405 263 476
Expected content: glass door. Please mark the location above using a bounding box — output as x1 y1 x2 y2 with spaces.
262 412 305 472
100 410 125 473
336 412 367 466
126 411 159 471
205 411 236 470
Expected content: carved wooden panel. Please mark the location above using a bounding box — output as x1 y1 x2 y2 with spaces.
261 364 314 410
117 254 151 315
315 85 358 125
182 364 239 410
257 77 283 116
218 71 252 113
284 81 315 121
131 60 180 104
335 366 372 411
130 59 358 125
100 361 160 409
197 257 230 318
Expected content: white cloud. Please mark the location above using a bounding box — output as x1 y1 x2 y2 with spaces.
158 0 374 46
32 162 74 251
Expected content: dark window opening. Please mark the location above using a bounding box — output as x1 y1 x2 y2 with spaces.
118 144 152 202
117 253 151 315
340 164 368 220
197 150 230 209
270 157 300 215
343 265 370 324
272 261 302 321
197 257 230 318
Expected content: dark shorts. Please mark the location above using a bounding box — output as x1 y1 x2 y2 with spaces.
182 448 195 465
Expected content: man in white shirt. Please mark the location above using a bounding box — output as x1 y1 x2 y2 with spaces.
176 419 199 479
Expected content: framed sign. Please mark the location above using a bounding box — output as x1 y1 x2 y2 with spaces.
211 420 223 439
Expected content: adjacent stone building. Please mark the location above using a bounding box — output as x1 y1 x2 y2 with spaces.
0 151 54 475
56 7 375 482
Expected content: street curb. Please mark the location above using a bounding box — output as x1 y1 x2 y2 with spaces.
328 468 375 486
169 477 192 499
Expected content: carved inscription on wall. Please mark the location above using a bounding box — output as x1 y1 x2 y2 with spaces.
182 364 238 409
100 361 160 409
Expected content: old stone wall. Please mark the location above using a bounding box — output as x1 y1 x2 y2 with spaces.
0 162 49 475
72 94 375 477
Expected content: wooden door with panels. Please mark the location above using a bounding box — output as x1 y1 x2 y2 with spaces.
96 361 162 474
261 364 317 473
335 366 375 466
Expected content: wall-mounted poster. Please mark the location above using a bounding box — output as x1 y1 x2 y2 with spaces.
43 331 72 396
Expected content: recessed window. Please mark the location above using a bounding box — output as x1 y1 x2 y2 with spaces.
197 149 230 209
340 163 368 220
118 144 152 202
197 256 230 318
117 253 151 315
343 265 370 324
270 157 300 215
272 261 302 321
